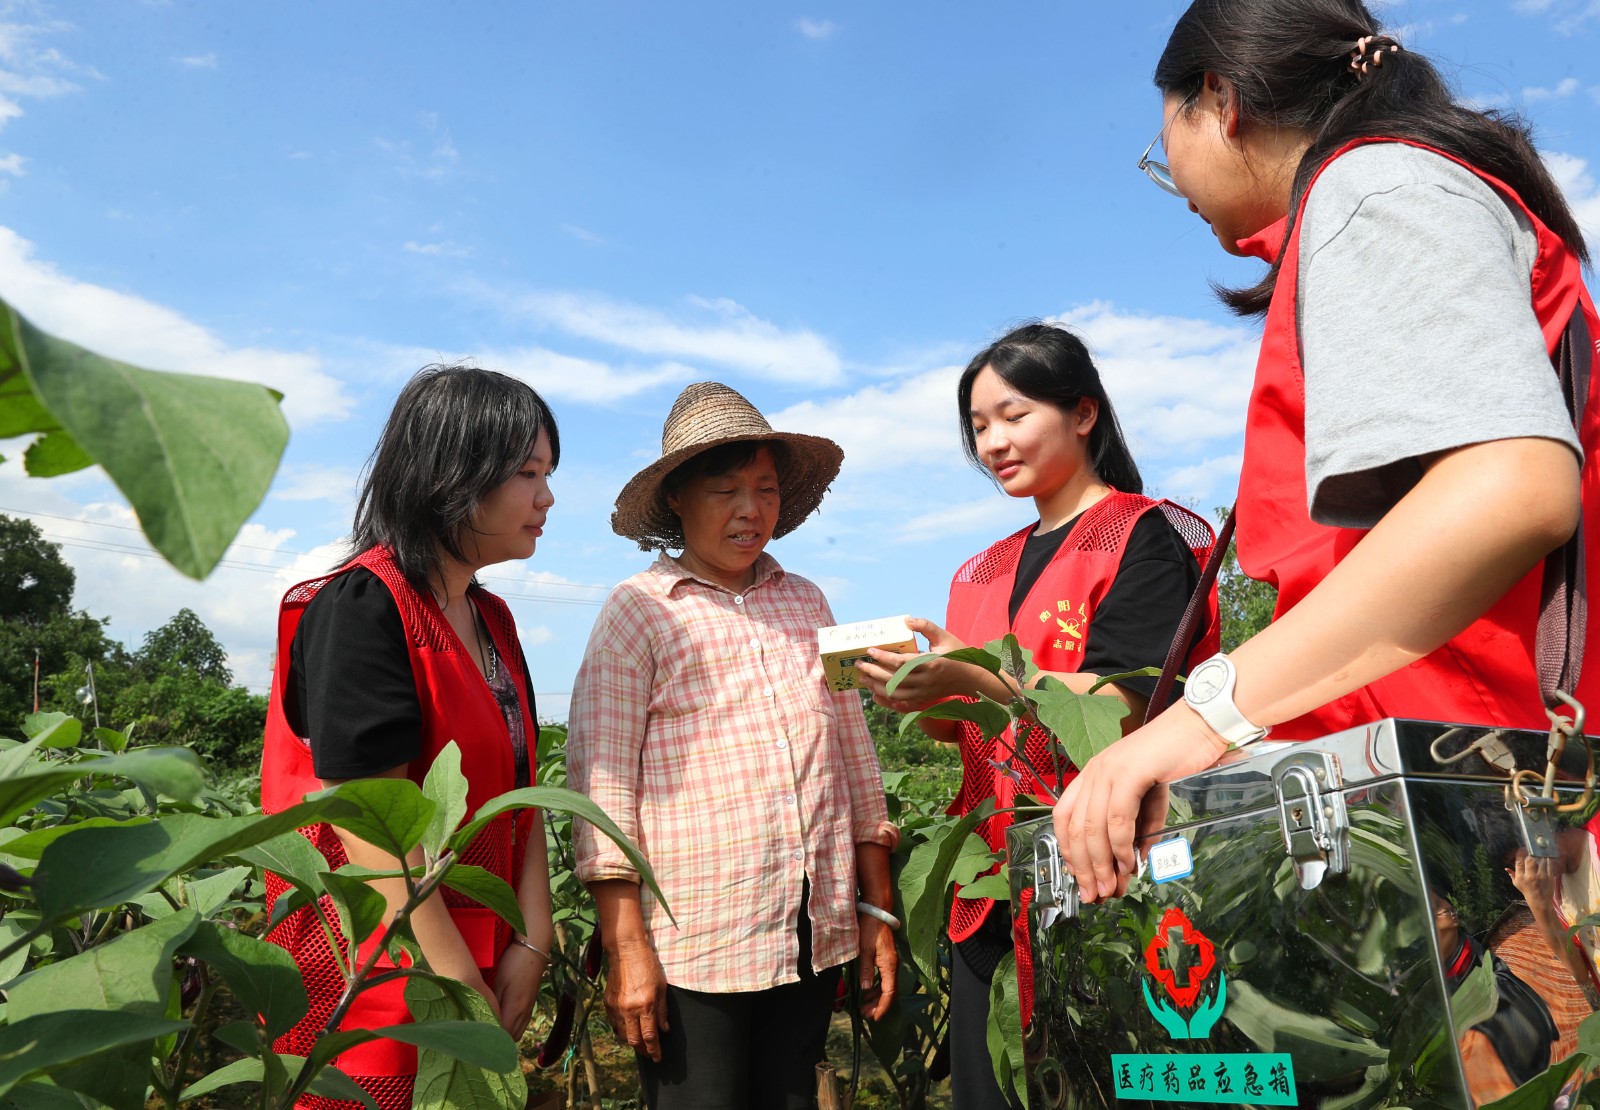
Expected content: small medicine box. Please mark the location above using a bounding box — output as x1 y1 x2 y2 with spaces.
816 615 917 693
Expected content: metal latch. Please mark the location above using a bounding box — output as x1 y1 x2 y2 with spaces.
1506 692 1593 858
1274 751 1349 891
1032 830 1078 932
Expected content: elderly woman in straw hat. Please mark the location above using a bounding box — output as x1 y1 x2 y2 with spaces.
567 382 899 1110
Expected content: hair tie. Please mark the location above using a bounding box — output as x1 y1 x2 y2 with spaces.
1349 35 1401 79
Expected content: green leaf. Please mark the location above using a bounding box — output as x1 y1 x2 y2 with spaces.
0 747 205 829
311 777 435 861
0 915 38 986
985 950 1025 1101
1085 666 1162 694
32 796 355 920
1448 949 1499 1038
403 976 525 1109
3 1079 116 1108
1024 678 1130 768
303 1062 381 1109
22 431 92 477
5 909 199 1105
1478 1054 1587 1109
420 742 469 860
21 714 79 749
449 785 673 923
439 864 526 936
323 870 389 949
178 919 308 1039
182 864 253 916
3 303 288 579
955 871 1011 901
897 801 995 987
234 827 331 897
885 646 1005 696
176 1056 264 1101
0 1012 188 1099
948 833 1000 888
0 817 149 862
88 728 127 754
900 695 1011 742
992 634 1032 685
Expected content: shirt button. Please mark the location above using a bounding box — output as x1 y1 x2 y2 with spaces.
776 739 788 749
748 638 760 650
762 686 773 697
792 849 803 862
784 793 795 805
733 595 744 606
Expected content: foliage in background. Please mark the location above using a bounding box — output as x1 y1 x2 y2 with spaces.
0 515 268 774
1215 507 1276 652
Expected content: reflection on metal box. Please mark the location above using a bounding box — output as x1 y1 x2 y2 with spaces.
1006 719 1600 1109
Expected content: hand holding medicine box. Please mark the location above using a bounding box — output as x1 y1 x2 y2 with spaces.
816 615 918 693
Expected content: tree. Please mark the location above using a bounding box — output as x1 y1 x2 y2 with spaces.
0 516 75 626
136 608 232 685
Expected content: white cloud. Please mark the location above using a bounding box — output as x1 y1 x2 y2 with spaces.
0 152 22 175
1543 151 1600 250
897 497 1031 543
269 463 361 507
1050 301 1257 457
1513 0 1600 32
1522 76 1580 102
772 301 1257 541
374 112 461 181
501 290 843 386
403 240 469 257
0 226 353 425
560 223 606 246
176 53 217 69
491 347 697 404
794 17 837 40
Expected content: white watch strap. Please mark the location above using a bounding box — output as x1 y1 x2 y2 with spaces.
1184 653 1268 747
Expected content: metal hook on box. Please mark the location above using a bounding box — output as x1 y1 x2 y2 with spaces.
1508 691 1594 814
1429 726 1516 772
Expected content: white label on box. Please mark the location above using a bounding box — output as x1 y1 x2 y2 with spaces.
1147 837 1194 884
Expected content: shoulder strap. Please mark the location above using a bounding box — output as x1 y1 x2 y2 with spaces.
1144 510 1235 724
1539 307 1590 707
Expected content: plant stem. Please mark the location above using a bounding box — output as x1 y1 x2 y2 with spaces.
168 968 218 1108
579 1028 602 1110
276 850 458 1107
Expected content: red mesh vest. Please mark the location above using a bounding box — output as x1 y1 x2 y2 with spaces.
1235 138 1600 740
258 546 535 1103
942 492 1219 1023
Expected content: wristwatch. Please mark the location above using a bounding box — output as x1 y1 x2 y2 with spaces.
1184 653 1268 747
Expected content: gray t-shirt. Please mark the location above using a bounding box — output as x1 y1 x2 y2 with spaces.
1297 143 1581 529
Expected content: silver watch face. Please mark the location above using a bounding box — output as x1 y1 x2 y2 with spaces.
1186 659 1228 704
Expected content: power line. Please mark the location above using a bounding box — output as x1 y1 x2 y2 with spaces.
5 505 610 605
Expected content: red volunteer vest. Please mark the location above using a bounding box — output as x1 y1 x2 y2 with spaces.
259 546 535 1096
943 492 1219 933
1235 138 1600 739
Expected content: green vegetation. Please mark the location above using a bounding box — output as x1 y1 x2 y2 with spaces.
0 515 268 776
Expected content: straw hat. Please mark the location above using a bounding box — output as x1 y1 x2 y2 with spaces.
612 382 843 551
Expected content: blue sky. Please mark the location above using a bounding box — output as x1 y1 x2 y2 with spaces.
1 0 1597 720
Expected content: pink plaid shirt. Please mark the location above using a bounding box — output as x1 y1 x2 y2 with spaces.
567 552 895 993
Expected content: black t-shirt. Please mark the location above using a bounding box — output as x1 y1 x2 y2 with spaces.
1006 508 1202 699
285 568 537 781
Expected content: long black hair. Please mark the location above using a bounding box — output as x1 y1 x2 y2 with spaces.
350 364 561 591
1155 0 1588 317
957 322 1143 494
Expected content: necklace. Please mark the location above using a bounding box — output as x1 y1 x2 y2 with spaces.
471 605 499 683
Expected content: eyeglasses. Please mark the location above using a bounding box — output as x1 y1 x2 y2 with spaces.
1138 95 1194 198
1433 903 1458 922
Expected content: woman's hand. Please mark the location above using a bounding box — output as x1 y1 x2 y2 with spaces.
854 617 994 713
603 937 671 1062
1509 851 1560 909
1052 704 1227 902
856 913 899 1020
494 941 547 1041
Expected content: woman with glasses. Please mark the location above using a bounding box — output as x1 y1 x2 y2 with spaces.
856 322 1216 1110
1055 0 1600 904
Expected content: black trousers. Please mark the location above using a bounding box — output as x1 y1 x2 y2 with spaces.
638 882 843 1110
949 909 1026 1110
